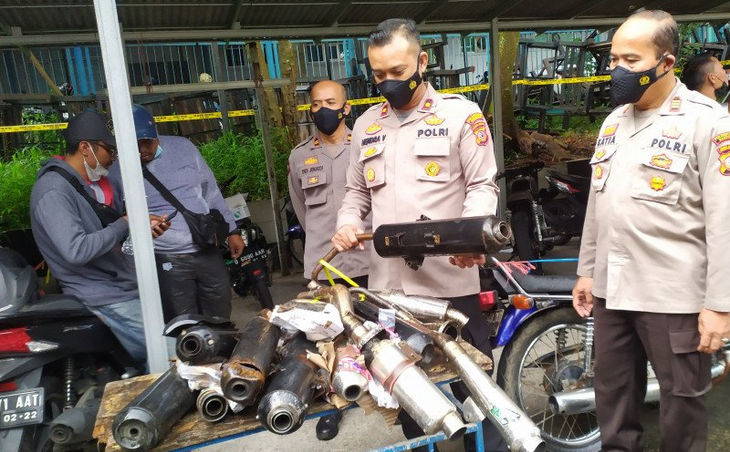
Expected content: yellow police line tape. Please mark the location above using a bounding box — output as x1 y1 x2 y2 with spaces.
0 74 617 134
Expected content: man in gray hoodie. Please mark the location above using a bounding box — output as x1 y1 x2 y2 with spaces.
30 112 167 365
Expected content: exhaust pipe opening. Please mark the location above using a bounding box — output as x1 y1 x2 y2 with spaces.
420 343 435 365
229 381 250 399
494 221 512 243
343 386 363 401
203 398 225 418
116 420 147 450
197 390 229 423
180 337 202 356
271 411 294 433
50 426 72 444
442 412 467 440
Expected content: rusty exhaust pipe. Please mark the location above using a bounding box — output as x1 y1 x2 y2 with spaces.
221 314 280 407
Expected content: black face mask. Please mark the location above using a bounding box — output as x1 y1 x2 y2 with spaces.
311 106 346 136
715 82 730 104
610 55 670 106
376 66 422 109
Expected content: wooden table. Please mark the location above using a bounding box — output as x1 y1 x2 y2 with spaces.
94 341 492 452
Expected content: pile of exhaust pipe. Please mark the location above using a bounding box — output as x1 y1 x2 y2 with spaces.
109 215 545 452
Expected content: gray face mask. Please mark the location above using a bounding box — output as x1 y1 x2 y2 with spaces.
83 146 108 182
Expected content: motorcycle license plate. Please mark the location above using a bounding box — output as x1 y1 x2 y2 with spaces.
239 248 268 264
0 387 44 429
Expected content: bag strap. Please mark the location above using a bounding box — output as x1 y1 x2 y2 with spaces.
45 166 121 222
141 166 189 214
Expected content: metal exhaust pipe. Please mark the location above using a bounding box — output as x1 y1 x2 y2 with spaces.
373 290 470 331
332 345 368 402
112 366 196 451
432 334 545 452
176 324 238 365
315 284 467 440
365 339 467 440
550 357 729 416
196 389 230 423
353 297 435 364
221 314 280 406
256 335 325 435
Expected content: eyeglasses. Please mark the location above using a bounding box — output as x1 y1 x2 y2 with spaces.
94 142 118 158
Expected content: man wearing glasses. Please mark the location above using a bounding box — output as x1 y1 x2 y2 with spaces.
30 112 168 367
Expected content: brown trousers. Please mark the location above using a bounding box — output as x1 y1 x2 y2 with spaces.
593 298 712 452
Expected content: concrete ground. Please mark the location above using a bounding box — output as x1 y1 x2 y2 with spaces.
200 242 730 452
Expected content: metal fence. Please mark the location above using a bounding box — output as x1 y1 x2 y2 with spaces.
0 24 724 96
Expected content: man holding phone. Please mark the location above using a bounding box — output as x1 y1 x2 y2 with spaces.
109 105 243 322
31 112 169 366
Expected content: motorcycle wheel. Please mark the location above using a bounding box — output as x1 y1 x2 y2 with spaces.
19 376 64 452
253 277 274 310
511 208 540 263
496 308 601 452
288 236 305 266
552 234 573 247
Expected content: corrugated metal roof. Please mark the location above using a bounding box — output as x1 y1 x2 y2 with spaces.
0 0 728 38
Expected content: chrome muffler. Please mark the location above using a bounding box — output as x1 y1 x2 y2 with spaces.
432 334 545 452
317 284 467 440
373 290 469 331
550 347 730 416
196 388 230 423
331 345 369 402
365 339 467 440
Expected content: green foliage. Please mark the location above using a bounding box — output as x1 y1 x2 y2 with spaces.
676 23 705 78
0 146 59 232
21 109 65 149
199 128 291 201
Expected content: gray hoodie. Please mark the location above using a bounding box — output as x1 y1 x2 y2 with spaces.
30 158 138 307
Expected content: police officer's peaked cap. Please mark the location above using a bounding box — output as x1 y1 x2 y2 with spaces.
132 104 158 140
64 112 117 149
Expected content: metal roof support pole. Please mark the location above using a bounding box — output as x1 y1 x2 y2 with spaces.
253 86 289 277
489 18 507 219
210 41 230 131
92 0 169 373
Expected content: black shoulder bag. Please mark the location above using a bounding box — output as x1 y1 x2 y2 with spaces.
45 166 123 228
141 167 230 250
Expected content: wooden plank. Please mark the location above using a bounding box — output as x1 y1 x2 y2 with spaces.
94 341 491 452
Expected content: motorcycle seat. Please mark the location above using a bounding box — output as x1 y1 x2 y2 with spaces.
510 272 576 294
21 294 89 315
549 171 590 191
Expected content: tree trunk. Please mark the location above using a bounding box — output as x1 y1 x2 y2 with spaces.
498 32 532 157
278 40 301 148
248 42 284 130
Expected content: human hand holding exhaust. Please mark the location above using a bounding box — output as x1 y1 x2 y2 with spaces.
332 224 365 251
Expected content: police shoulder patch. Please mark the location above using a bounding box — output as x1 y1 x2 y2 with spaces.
465 112 488 146
718 151 730 176
713 131 730 146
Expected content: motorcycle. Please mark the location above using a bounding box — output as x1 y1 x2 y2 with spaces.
500 161 589 265
0 248 139 452
282 197 305 267
480 257 730 452
223 217 274 310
